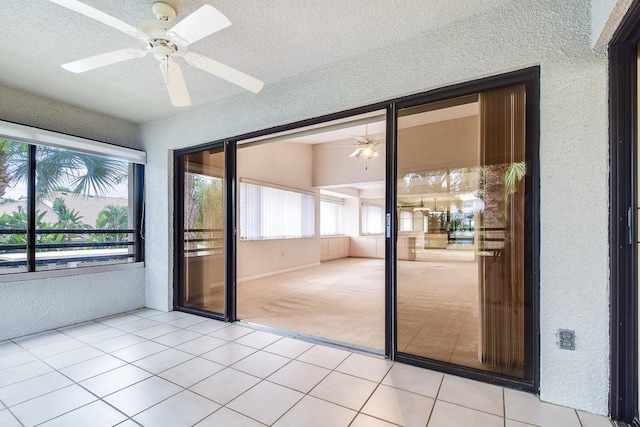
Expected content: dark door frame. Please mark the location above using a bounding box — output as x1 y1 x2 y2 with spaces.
610 1 640 423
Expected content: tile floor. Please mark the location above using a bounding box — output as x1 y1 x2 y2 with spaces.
0 309 614 427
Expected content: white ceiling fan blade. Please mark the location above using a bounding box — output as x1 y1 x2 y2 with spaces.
49 0 147 40
349 147 362 158
166 5 231 46
61 49 147 73
159 60 191 107
184 52 264 93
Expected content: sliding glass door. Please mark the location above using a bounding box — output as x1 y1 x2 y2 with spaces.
178 147 226 315
395 84 533 380
173 69 538 388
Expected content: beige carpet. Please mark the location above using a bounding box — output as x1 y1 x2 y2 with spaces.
237 258 386 350
236 254 523 376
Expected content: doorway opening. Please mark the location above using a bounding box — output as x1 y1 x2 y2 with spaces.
235 111 387 351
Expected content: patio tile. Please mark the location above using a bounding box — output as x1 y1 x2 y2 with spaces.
42 346 104 369
209 324 254 341
195 407 266 427
335 353 393 382
10 385 96 427
437 374 504 416
38 400 127 427
504 389 581 427
79 364 152 397
190 367 261 405
428 400 502 427
0 360 54 388
0 371 73 407
309 371 377 410
27 338 85 359
59 354 126 382
0 409 23 427
267 360 330 393
361 384 434 427
381 362 443 398
13 330 68 349
231 350 290 378
111 340 168 363
132 348 193 374
200 342 257 366
234 331 282 349
175 335 227 355
133 390 220 427
297 344 351 369
153 329 202 347
186 319 229 334
0 349 37 370
273 395 356 427
263 336 314 359
103 376 182 417
158 357 224 388
226 381 303 426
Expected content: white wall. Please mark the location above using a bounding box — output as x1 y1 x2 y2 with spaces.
236 141 320 279
140 0 610 414
0 266 145 341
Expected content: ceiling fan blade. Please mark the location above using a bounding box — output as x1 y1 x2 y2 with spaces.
159 60 191 107
49 0 147 40
61 48 147 73
349 147 362 158
166 5 231 46
184 52 264 93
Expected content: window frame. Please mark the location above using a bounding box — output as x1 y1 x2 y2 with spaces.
0 121 145 278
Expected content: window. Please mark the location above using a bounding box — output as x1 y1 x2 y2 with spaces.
320 199 344 236
361 203 385 235
0 124 145 274
399 210 413 231
240 181 315 240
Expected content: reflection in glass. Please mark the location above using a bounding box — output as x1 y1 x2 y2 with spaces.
396 85 528 379
182 149 225 314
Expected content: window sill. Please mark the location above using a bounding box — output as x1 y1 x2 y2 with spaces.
0 262 144 283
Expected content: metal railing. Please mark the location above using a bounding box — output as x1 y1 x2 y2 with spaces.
0 228 135 267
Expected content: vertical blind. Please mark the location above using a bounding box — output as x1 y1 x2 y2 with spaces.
240 182 315 240
362 204 385 234
320 200 344 236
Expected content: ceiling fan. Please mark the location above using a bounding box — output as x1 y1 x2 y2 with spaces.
49 0 264 106
349 124 381 160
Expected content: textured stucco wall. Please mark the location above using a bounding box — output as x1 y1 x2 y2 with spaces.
0 84 140 150
140 0 609 414
0 267 145 341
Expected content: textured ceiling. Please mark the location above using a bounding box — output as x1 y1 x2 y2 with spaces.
0 0 509 124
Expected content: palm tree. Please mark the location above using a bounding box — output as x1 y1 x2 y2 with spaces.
0 139 127 200
51 197 87 241
96 205 128 241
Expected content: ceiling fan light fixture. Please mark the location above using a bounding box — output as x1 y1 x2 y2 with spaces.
152 2 176 21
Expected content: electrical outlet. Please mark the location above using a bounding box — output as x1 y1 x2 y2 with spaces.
557 329 575 350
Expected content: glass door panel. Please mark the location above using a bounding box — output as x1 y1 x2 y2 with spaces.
396 85 530 379
181 148 225 314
